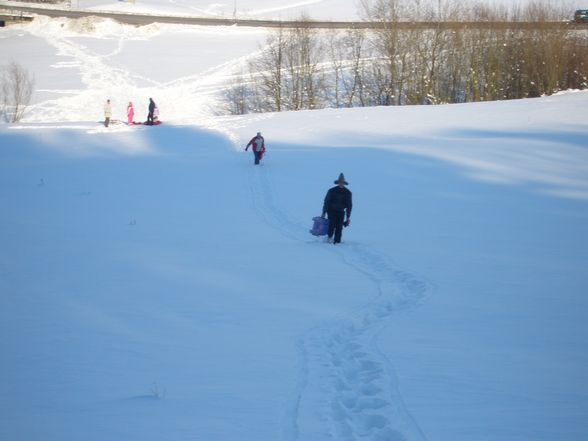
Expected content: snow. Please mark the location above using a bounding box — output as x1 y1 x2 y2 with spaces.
1 10 588 441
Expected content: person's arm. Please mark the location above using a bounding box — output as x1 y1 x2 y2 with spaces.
345 191 352 225
347 191 352 218
245 138 253 151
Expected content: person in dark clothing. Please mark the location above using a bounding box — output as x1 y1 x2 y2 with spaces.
147 98 156 125
103 99 112 127
322 173 352 244
245 132 265 165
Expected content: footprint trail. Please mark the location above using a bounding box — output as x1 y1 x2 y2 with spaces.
245 161 430 441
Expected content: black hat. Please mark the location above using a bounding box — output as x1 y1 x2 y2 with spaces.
334 173 348 185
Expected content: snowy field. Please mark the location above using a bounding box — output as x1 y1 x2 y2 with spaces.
1 10 588 441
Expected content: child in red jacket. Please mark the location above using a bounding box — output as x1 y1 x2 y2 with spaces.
245 132 265 165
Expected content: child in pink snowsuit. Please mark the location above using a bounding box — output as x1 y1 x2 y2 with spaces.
127 102 134 125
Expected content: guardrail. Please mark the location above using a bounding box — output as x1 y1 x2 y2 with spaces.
0 10 34 24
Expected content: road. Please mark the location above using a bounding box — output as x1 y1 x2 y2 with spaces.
0 3 582 29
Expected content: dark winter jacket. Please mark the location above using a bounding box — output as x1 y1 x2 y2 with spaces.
323 186 352 217
149 99 156 113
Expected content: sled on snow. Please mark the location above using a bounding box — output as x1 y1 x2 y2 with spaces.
310 216 330 236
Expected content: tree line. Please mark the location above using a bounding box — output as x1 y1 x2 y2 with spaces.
224 0 588 114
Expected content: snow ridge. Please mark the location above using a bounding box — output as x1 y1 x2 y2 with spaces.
245 162 430 441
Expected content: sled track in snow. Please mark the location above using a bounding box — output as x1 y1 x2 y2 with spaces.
24 22 244 124
25 24 156 123
246 161 431 441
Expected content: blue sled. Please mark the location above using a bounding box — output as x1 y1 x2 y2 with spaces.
310 216 330 236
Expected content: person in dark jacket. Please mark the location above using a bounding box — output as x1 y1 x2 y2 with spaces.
147 98 156 125
322 173 352 244
103 99 112 127
245 132 265 165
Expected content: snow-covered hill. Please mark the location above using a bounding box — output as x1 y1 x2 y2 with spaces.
1 13 588 441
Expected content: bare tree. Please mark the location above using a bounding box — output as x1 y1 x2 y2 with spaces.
225 0 588 114
224 69 252 115
248 27 286 112
327 31 345 108
1 62 35 123
344 28 369 107
326 28 369 108
361 0 404 105
282 21 326 110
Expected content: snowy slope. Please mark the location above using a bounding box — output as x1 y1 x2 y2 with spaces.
1 14 588 441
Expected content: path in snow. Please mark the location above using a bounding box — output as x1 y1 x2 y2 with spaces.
244 158 430 441
25 19 147 122
23 17 262 124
